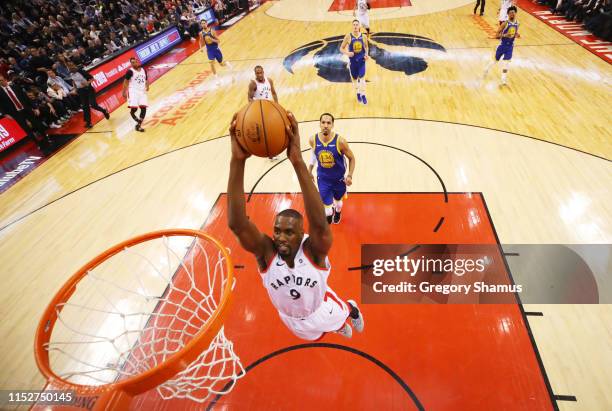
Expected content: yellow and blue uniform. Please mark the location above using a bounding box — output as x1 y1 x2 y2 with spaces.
348 33 367 79
314 133 347 206
495 20 519 61
202 29 223 63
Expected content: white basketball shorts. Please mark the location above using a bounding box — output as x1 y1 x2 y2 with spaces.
278 287 350 341
127 89 148 108
358 13 370 29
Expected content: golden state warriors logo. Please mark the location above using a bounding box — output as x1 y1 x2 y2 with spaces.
318 150 335 168
283 32 446 83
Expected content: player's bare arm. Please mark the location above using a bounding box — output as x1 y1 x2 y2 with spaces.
340 34 353 57
227 113 274 268
248 80 257 102
285 112 332 262
307 135 316 176
269 78 279 103
339 137 356 186
496 22 507 38
122 78 128 98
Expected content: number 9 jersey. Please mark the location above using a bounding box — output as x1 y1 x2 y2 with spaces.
259 235 350 340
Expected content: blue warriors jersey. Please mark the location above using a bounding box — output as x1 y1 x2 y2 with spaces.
202 29 219 50
349 33 366 63
314 133 346 182
500 20 519 46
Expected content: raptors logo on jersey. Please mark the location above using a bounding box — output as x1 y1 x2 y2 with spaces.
259 235 351 340
125 67 148 108
127 68 147 92
253 77 273 101
260 235 328 318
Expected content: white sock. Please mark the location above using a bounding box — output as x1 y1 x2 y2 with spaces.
334 200 343 213
358 78 366 95
325 205 334 217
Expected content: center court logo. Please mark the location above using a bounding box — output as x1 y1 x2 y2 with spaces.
283 32 446 83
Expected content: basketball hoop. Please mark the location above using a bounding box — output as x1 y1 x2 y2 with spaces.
34 229 244 409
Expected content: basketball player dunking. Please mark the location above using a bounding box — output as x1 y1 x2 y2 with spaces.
308 113 356 224
353 0 371 37
227 111 364 341
248 65 278 103
484 6 520 86
341 20 369 105
200 20 231 84
122 57 148 132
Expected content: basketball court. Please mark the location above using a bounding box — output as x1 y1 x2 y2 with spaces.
0 0 610 410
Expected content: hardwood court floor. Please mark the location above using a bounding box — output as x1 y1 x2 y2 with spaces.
1 0 611 409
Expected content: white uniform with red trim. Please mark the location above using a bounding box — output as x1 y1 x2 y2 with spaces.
260 235 349 340
126 67 148 108
252 77 273 101
498 0 514 22
356 0 370 29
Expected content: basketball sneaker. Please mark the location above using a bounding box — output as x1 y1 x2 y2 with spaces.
333 210 341 224
347 300 364 332
357 93 362 103
361 95 368 105
335 323 353 339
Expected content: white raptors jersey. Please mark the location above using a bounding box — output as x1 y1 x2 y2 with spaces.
260 235 330 319
499 0 513 21
128 68 147 93
357 0 368 15
253 77 273 101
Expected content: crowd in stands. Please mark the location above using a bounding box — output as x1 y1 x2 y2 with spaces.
537 0 611 40
0 0 255 149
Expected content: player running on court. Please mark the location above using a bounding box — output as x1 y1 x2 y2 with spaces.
483 6 520 86
341 20 369 105
308 113 356 224
200 19 231 83
122 57 148 132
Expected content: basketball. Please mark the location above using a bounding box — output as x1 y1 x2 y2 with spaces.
234 100 290 158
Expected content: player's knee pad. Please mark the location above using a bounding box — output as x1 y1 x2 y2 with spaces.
501 60 510 71
139 107 147 118
325 205 334 217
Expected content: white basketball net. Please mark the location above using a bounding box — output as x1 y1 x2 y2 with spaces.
44 234 245 403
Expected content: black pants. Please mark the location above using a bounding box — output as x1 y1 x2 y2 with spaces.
474 0 486 14
77 86 106 125
9 109 46 141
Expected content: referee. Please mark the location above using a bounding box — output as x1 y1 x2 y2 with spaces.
67 62 110 129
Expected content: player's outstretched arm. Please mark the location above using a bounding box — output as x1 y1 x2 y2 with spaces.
227 113 273 259
285 112 332 256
